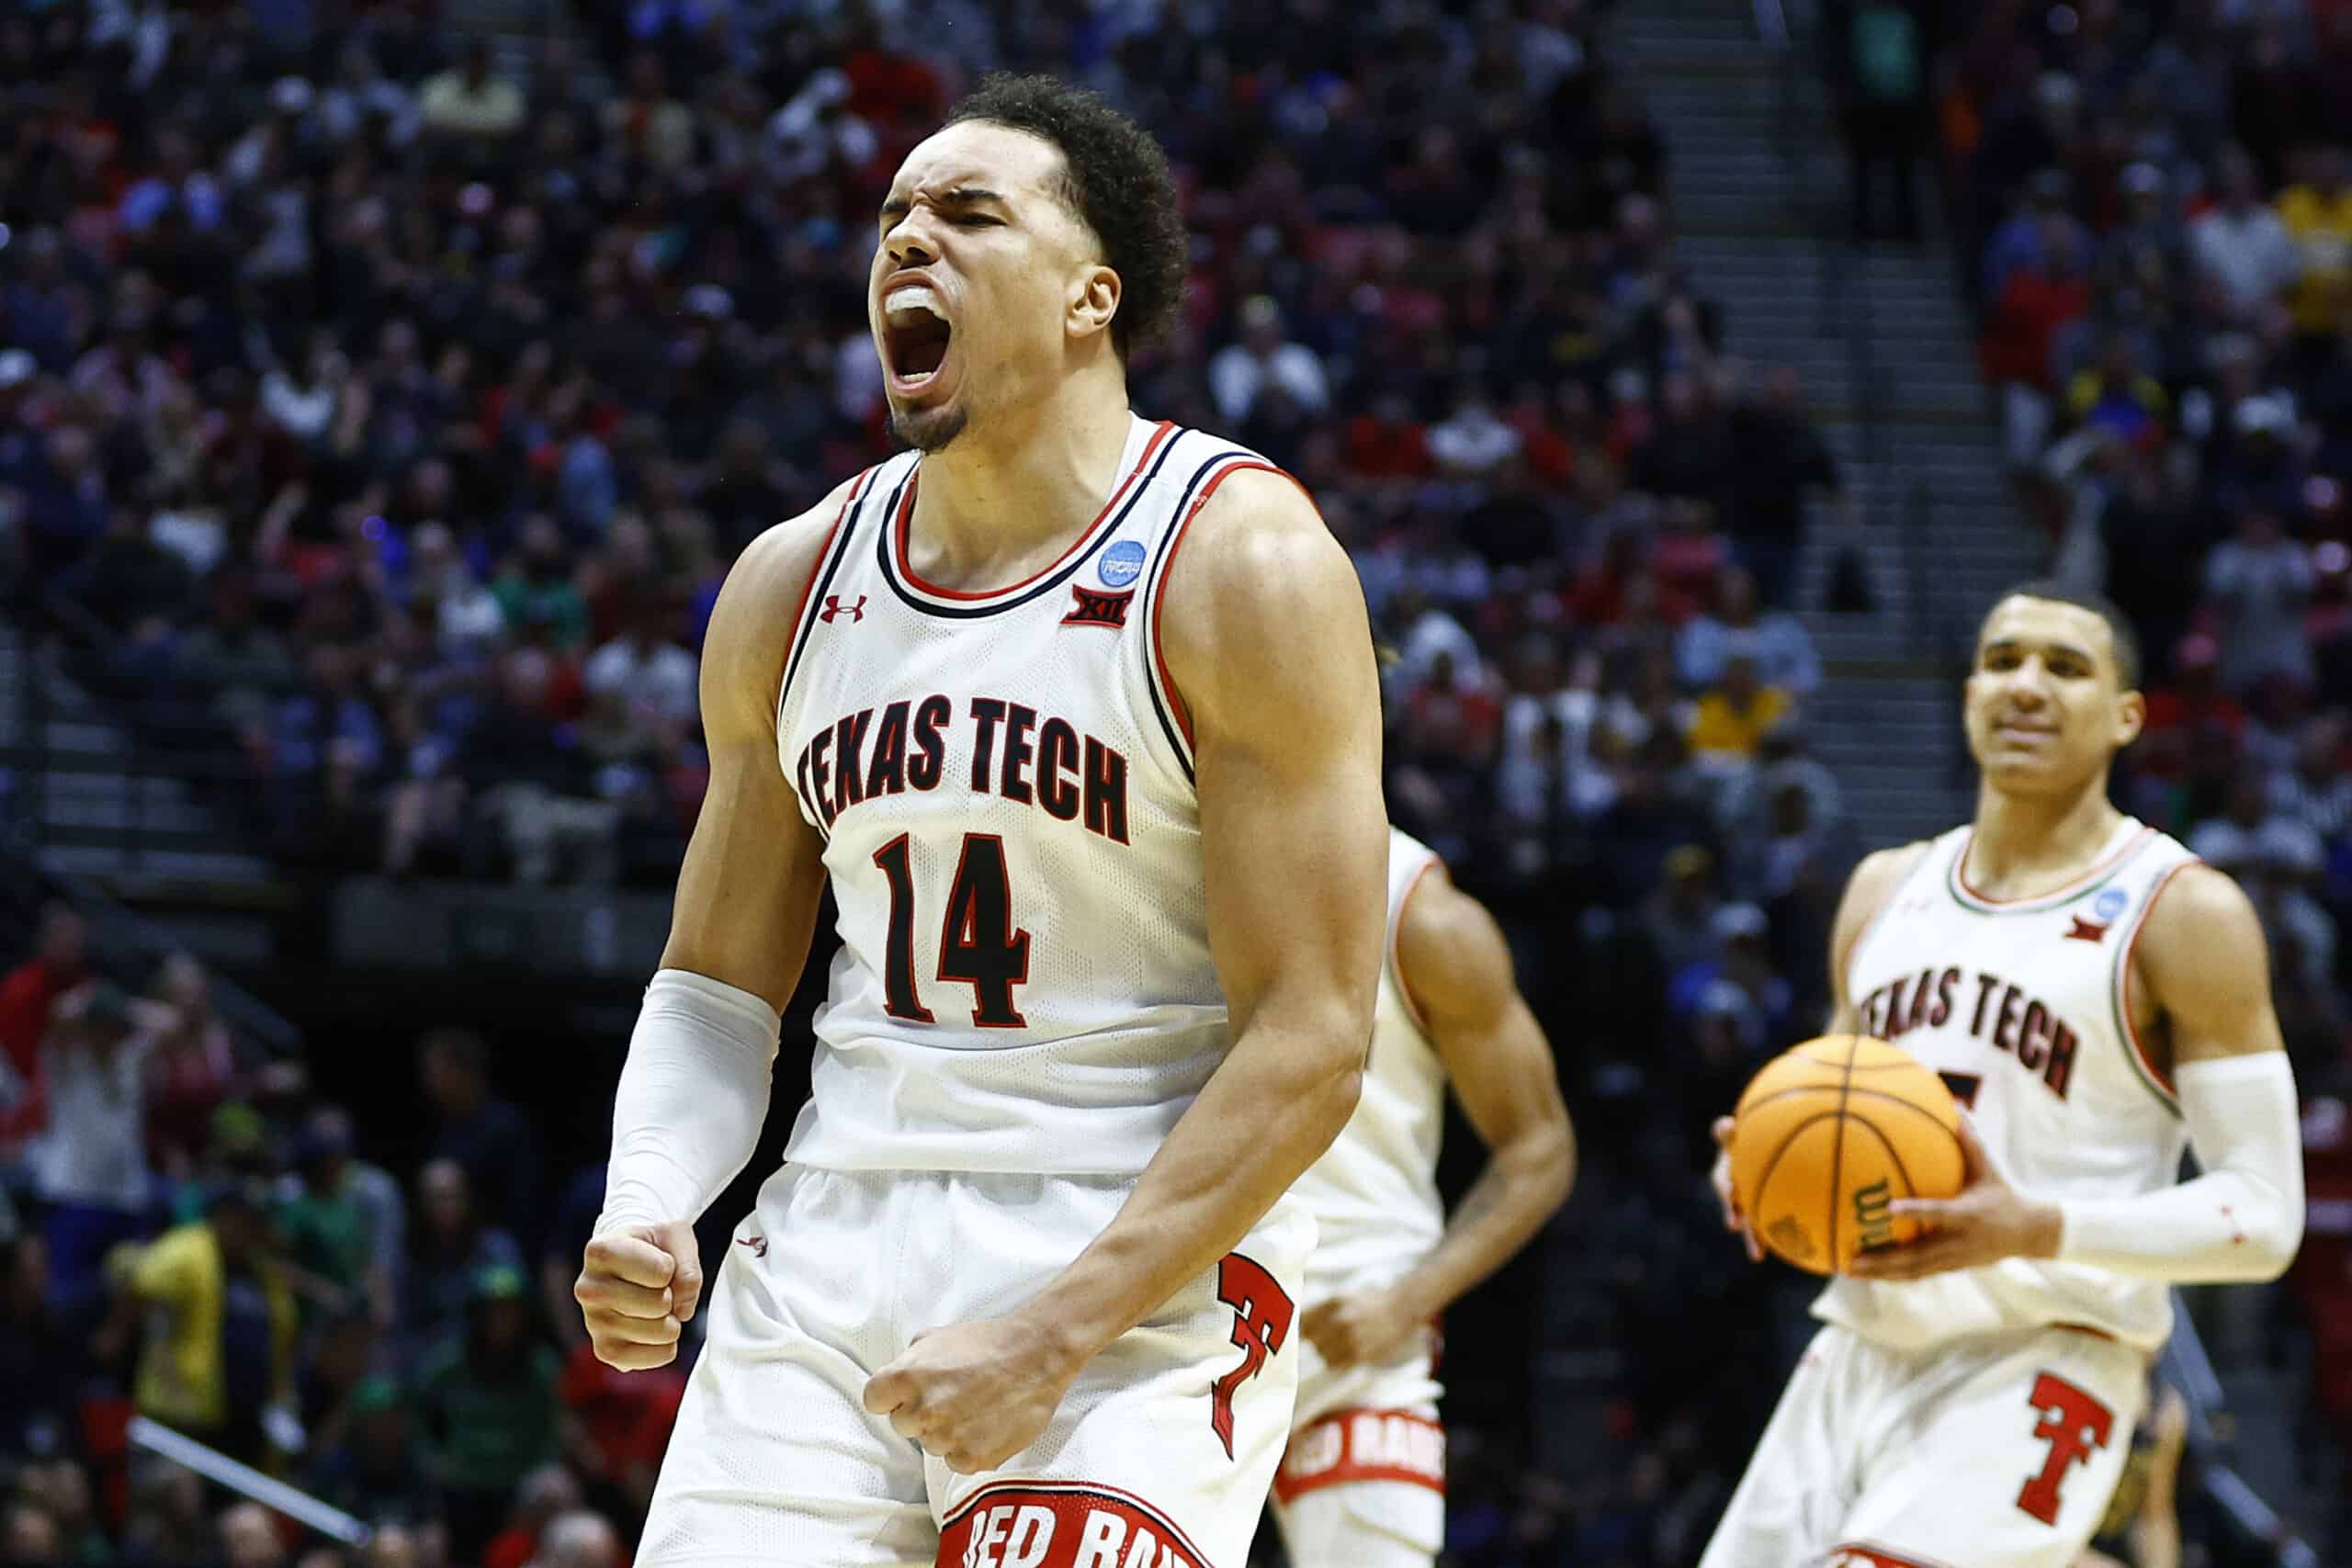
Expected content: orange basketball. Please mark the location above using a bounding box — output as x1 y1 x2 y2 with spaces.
1729 1035 1965 1276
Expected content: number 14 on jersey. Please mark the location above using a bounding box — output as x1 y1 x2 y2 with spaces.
872 833 1034 1029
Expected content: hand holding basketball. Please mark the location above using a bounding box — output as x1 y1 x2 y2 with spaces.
576 1221 703 1371
1710 1116 1762 1263
1843 1116 2064 1280
1728 1035 1968 1274
862 1314 1085 1474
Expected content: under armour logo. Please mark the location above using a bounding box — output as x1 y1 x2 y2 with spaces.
820 594 866 624
2063 917 2109 943
735 1234 768 1258
2221 1204 2245 1247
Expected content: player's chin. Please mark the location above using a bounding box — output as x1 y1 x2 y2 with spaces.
888 391 969 455
1973 748 2078 787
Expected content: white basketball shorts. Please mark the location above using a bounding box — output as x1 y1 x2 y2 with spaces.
1700 1322 2150 1568
636 1164 1313 1568
1264 1322 1445 1568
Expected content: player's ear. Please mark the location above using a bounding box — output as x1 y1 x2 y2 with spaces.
1069 264 1120 344
2111 687 2145 750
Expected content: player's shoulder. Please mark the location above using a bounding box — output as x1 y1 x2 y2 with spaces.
1170 455 1351 599
701 472 870 725
1842 837 1939 912
2136 858 2264 964
1154 438 1372 715
726 471 871 611
1394 850 1509 994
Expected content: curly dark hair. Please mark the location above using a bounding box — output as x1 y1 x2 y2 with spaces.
943 73 1186 361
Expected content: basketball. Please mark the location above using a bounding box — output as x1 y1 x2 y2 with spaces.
1729 1035 1966 1276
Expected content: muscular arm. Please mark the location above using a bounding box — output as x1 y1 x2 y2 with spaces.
2050 865 2304 1282
593 489 843 1234
1384 865 1573 1321
1027 467 1387 1356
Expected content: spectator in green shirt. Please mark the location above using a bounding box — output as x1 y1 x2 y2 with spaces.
490 518 590 653
410 1265 559 1562
277 1107 404 1328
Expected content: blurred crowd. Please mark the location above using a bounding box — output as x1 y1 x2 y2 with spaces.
0 0 2345 1560
2 897 678 1568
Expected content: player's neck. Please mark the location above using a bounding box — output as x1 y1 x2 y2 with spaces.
1966 779 2127 895
907 369 1136 588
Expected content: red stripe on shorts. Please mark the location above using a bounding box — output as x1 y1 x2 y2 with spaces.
1272 1406 1446 1505
1829 1543 1960 1568
936 1482 1216 1568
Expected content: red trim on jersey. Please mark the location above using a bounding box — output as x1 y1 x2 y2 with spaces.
1952 825 2155 908
1272 1406 1446 1506
2120 858 2197 1100
1828 1544 1959 1568
892 421 1174 602
937 1479 1217 1568
1387 853 1443 1038
780 468 874 682
1146 459 1293 750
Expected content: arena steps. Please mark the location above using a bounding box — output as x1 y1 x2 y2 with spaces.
0 623 277 887
1623 0 2039 852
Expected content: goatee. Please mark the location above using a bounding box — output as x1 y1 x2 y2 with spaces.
890 403 968 454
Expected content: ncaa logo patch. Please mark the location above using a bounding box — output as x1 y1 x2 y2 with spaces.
2091 886 2130 923
1098 538 1148 589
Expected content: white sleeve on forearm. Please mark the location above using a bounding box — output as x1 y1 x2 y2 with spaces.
2056 1053 2305 1283
595 968 782 1235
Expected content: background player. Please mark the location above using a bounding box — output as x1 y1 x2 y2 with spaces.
571 75 1389 1568
1704 581 2305 1568
1265 828 1574 1568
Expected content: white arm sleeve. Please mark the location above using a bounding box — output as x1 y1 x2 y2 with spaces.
2055 1053 2305 1283
595 968 782 1235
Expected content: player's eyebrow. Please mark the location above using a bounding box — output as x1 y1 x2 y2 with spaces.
878 186 1010 223
1980 637 2098 665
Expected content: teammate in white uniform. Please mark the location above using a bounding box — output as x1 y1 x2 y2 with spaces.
571 75 1388 1568
1703 581 2305 1568
1264 829 1573 1568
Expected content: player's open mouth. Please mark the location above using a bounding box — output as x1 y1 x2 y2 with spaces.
882 286 954 392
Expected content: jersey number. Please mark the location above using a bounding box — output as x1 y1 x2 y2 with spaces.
871 832 1032 1028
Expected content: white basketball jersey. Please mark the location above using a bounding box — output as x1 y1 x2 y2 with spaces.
1289 829 1449 1302
1815 817 2199 1353
774 416 1281 1175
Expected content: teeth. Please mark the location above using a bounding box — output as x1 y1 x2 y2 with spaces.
886 285 946 324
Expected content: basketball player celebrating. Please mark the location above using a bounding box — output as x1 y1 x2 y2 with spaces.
1265 829 1574 1568
1703 582 2306 1568
571 76 1388 1568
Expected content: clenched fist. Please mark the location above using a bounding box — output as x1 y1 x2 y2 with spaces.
862 1314 1085 1475
1300 1288 1423 1371
577 1221 703 1371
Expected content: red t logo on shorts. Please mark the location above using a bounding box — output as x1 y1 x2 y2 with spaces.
1208 1253 1294 1460
2016 1371 2115 1526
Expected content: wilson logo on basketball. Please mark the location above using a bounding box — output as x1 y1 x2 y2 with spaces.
1852 1180 1895 1255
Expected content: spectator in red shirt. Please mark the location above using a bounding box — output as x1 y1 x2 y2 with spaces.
2140 634 2246 756
0 906 88 1145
